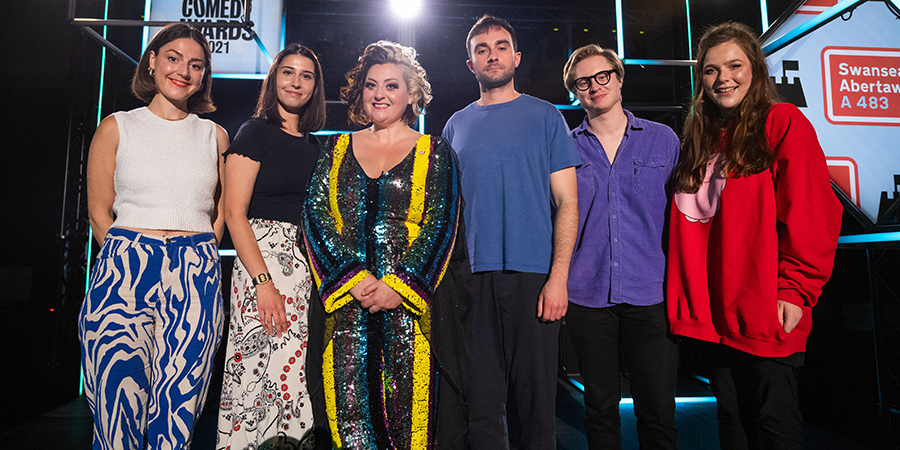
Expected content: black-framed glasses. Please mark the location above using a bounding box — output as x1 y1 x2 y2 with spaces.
574 69 616 91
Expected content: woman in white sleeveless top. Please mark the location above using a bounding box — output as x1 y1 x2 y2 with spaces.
79 23 229 449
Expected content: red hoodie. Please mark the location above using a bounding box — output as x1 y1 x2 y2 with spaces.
667 103 842 357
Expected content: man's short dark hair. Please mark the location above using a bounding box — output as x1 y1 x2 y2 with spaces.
466 15 517 59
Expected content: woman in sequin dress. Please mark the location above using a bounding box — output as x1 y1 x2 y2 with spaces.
303 41 461 449
216 44 327 449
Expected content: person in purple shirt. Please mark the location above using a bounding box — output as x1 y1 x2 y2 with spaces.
562 45 680 449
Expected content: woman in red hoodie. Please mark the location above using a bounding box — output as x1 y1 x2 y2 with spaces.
667 22 842 449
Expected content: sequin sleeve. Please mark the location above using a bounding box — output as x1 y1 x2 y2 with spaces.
303 134 373 313
382 136 461 316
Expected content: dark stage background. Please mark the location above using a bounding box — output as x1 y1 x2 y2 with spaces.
2 0 897 447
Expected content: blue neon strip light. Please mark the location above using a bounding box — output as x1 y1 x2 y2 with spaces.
83 0 113 398
312 130 352 136
280 10 286 51
143 0 152 50
615 0 624 58
762 0 866 55
838 231 900 244
760 0 770 31
685 0 694 94
251 31 274 65
623 59 695 66
568 378 716 404
212 73 267 80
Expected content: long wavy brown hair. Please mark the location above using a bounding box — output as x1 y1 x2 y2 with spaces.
673 22 779 193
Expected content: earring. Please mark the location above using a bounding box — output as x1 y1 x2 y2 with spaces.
149 67 155 77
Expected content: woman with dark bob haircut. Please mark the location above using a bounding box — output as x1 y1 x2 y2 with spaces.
666 22 842 449
80 22 229 449
304 40 471 449
216 43 326 449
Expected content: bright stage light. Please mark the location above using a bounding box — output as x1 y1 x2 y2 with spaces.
391 0 422 19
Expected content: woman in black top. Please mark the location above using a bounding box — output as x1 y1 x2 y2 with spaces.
216 43 326 449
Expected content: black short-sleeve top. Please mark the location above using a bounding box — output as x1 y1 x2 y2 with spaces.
224 118 320 224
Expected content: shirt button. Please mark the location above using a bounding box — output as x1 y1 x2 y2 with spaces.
614 262 619 267
612 215 617 219
613 238 618 243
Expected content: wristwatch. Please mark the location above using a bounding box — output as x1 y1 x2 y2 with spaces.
252 272 272 286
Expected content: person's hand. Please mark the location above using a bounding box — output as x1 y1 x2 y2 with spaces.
359 280 403 313
349 275 378 301
257 281 287 338
777 299 802 333
537 275 568 322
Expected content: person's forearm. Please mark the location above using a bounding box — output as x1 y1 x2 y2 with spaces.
549 198 578 280
226 210 270 280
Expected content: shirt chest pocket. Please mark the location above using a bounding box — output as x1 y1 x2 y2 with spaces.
632 158 668 197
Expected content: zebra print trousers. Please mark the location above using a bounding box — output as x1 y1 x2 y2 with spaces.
79 228 224 449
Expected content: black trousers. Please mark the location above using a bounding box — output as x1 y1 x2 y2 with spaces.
566 302 679 450
467 271 560 450
699 342 804 450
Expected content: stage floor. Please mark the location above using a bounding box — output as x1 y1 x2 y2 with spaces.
0 373 874 449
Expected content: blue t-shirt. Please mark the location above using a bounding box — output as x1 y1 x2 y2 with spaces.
442 94 581 274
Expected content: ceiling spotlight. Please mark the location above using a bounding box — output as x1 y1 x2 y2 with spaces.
391 0 422 19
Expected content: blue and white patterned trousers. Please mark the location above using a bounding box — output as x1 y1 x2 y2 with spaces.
79 228 224 449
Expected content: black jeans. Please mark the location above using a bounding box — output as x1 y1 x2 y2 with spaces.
700 342 804 450
566 302 679 450
467 271 560 450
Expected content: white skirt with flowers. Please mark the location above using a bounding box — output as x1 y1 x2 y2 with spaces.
216 218 315 449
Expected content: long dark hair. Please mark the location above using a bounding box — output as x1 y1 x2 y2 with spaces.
673 22 779 193
132 23 215 114
253 43 326 133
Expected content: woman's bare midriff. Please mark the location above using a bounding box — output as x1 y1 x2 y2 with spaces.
117 226 202 238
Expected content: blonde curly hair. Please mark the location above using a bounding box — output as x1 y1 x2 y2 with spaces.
341 40 433 127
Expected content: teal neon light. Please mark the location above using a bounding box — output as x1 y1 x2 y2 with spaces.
762 0 867 55
838 231 900 244
615 0 624 58
312 130 353 136
568 378 716 404
760 0 770 31
213 73 267 80
143 0 152 48
685 0 694 94
83 0 112 398
622 59 694 66
280 10 286 51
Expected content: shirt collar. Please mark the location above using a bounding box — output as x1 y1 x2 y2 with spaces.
572 108 644 137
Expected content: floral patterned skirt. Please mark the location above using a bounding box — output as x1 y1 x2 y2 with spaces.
217 218 315 449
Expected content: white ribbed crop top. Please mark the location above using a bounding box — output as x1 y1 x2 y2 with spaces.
111 107 219 233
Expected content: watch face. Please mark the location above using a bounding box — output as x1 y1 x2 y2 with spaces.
254 273 271 285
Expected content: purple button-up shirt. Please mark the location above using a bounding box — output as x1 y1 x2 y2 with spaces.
567 110 679 308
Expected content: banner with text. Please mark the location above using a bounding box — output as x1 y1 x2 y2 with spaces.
764 1 900 223
146 0 283 76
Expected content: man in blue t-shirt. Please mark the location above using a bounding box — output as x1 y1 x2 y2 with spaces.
442 14 581 449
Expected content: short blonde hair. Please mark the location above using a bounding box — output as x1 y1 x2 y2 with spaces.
562 44 624 93
341 41 432 127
